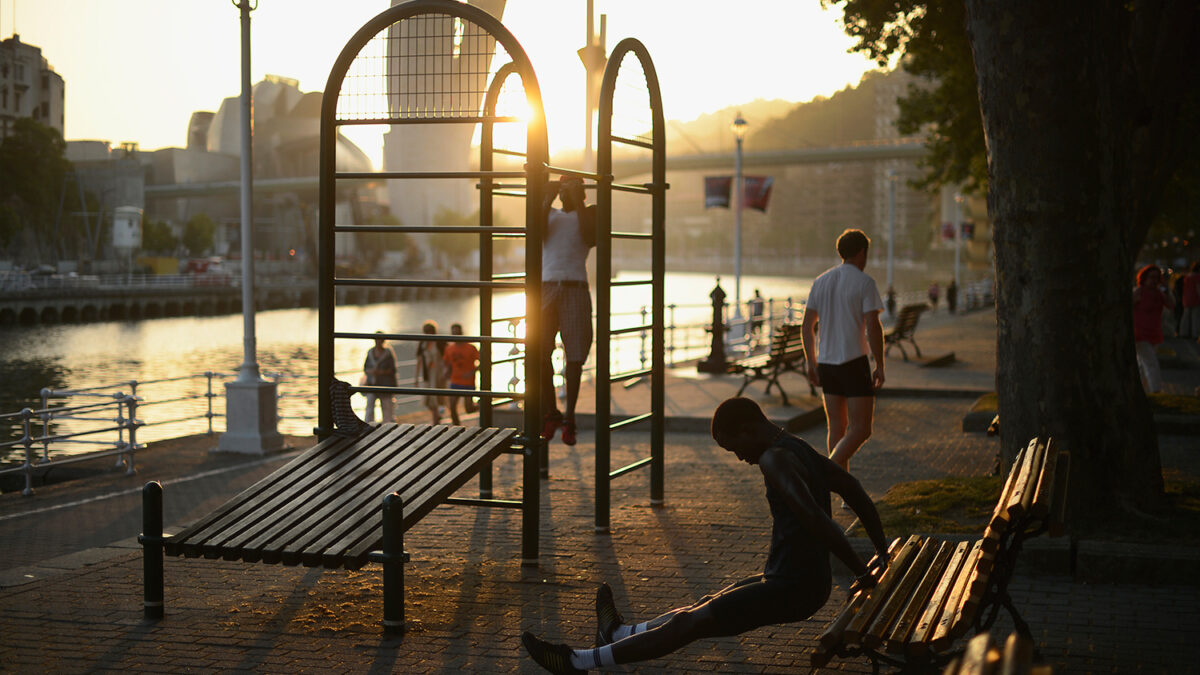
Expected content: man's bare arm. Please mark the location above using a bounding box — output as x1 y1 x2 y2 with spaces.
865 309 885 389
801 309 820 387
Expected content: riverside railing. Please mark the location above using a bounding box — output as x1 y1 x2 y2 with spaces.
0 394 140 496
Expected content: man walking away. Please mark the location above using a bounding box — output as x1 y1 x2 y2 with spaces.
802 229 885 477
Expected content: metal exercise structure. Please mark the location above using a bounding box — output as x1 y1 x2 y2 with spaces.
593 38 667 533
317 0 547 563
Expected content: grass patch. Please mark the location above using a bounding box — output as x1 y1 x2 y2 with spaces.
1148 393 1200 416
851 471 1200 544
969 393 997 413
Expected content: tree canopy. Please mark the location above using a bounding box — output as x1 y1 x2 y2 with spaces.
0 118 72 260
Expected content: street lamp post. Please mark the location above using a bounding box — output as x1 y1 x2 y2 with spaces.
730 113 748 342
219 0 281 455
887 169 896 297
953 192 965 293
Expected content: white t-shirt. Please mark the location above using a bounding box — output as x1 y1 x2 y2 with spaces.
806 263 884 365
542 208 589 282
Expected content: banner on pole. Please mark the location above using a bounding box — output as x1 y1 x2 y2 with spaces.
704 176 732 209
743 175 774 212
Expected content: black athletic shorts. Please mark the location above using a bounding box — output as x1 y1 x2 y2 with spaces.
706 574 831 636
817 355 874 397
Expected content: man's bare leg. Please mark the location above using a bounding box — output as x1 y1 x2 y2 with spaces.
829 395 875 471
823 393 848 458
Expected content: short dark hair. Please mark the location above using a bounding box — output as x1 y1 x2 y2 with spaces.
1136 264 1162 286
711 397 767 437
836 229 870 260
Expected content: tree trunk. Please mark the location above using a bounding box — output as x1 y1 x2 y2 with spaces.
962 1 1198 525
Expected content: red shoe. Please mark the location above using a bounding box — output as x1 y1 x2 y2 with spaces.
561 420 577 446
540 412 562 441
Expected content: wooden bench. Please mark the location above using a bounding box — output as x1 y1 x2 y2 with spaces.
812 437 1069 672
732 322 816 406
139 380 533 633
885 303 928 361
943 631 1052 674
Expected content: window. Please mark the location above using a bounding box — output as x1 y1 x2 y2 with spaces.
41 101 49 118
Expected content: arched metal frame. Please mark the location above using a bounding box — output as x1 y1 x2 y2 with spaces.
594 38 667 533
317 0 548 563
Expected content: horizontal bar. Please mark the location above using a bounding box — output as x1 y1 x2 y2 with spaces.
610 412 653 430
336 115 521 126
353 385 525 400
333 278 524 290
490 147 527 158
335 331 523 344
544 164 601 181
612 183 653 195
613 231 653 240
335 170 526 180
610 455 653 479
334 224 525 235
610 278 653 287
489 190 528 199
0 445 140 477
492 272 526 280
611 324 653 337
488 355 524 367
444 497 524 509
612 135 653 150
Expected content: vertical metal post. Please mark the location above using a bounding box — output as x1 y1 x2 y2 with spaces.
141 481 164 620
20 408 34 497
381 492 405 633
953 193 964 292
235 0 259 385
39 388 50 460
124 395 139 476
205 371 215 435
886 169 896 296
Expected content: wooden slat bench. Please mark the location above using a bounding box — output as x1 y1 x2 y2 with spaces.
139 382 532 633
884 303 928 361
812 436 1069 672
732 322 816 405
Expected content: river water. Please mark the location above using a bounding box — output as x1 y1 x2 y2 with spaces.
0 270 820 461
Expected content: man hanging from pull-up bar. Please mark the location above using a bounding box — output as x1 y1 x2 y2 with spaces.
521 397 890 673
538 175 596 447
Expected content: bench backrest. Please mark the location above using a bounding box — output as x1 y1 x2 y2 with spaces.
892 304 926 336
769 322 805 359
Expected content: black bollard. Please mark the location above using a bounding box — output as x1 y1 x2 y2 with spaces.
140 481 164 620
381 492 406 634
698 279 729 373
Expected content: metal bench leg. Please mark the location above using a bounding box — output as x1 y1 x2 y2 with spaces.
911 340 922 358
381 492 406 634
139 481 165 620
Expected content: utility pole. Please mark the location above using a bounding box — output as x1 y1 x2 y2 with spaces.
577 0 607 172
219 0 282 455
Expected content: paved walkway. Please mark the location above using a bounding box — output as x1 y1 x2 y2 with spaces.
2 308 1199 672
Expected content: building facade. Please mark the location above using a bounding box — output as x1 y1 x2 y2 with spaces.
0 34 64 140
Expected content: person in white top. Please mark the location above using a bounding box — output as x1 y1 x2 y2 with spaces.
538 176 596 447
801 229 885 476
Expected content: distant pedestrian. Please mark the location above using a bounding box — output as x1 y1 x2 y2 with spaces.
1133 264 1173 393
521 397 889 675
443 322 480 424
1171 269 1186 336
749 289 765 344
1181 261 1200 339
415 320 448 424
362 331 397 424
885 285 896 318
946 279 958 314
801 229 885 479
927 281 940 312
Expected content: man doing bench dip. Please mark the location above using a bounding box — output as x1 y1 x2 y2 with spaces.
521 397 890 673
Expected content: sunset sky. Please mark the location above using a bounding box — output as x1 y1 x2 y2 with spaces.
2 0 881 165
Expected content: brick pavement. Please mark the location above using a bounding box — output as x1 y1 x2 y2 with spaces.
2 307 1199 672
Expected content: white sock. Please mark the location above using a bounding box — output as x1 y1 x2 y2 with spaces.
611 621 651 641
569 644 616 669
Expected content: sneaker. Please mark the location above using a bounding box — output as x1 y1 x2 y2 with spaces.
522 631 585 674
840 500 851 511
561 420 577 446
540 411 563 441
595 582 625 647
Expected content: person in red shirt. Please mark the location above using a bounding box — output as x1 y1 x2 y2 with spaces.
1181 261 1200 340
443 323 480 424
1133 264 1174 393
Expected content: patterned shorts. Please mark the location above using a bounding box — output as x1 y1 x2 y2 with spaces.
542 282 593 363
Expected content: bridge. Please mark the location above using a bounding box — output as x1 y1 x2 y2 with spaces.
143 139 926 199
